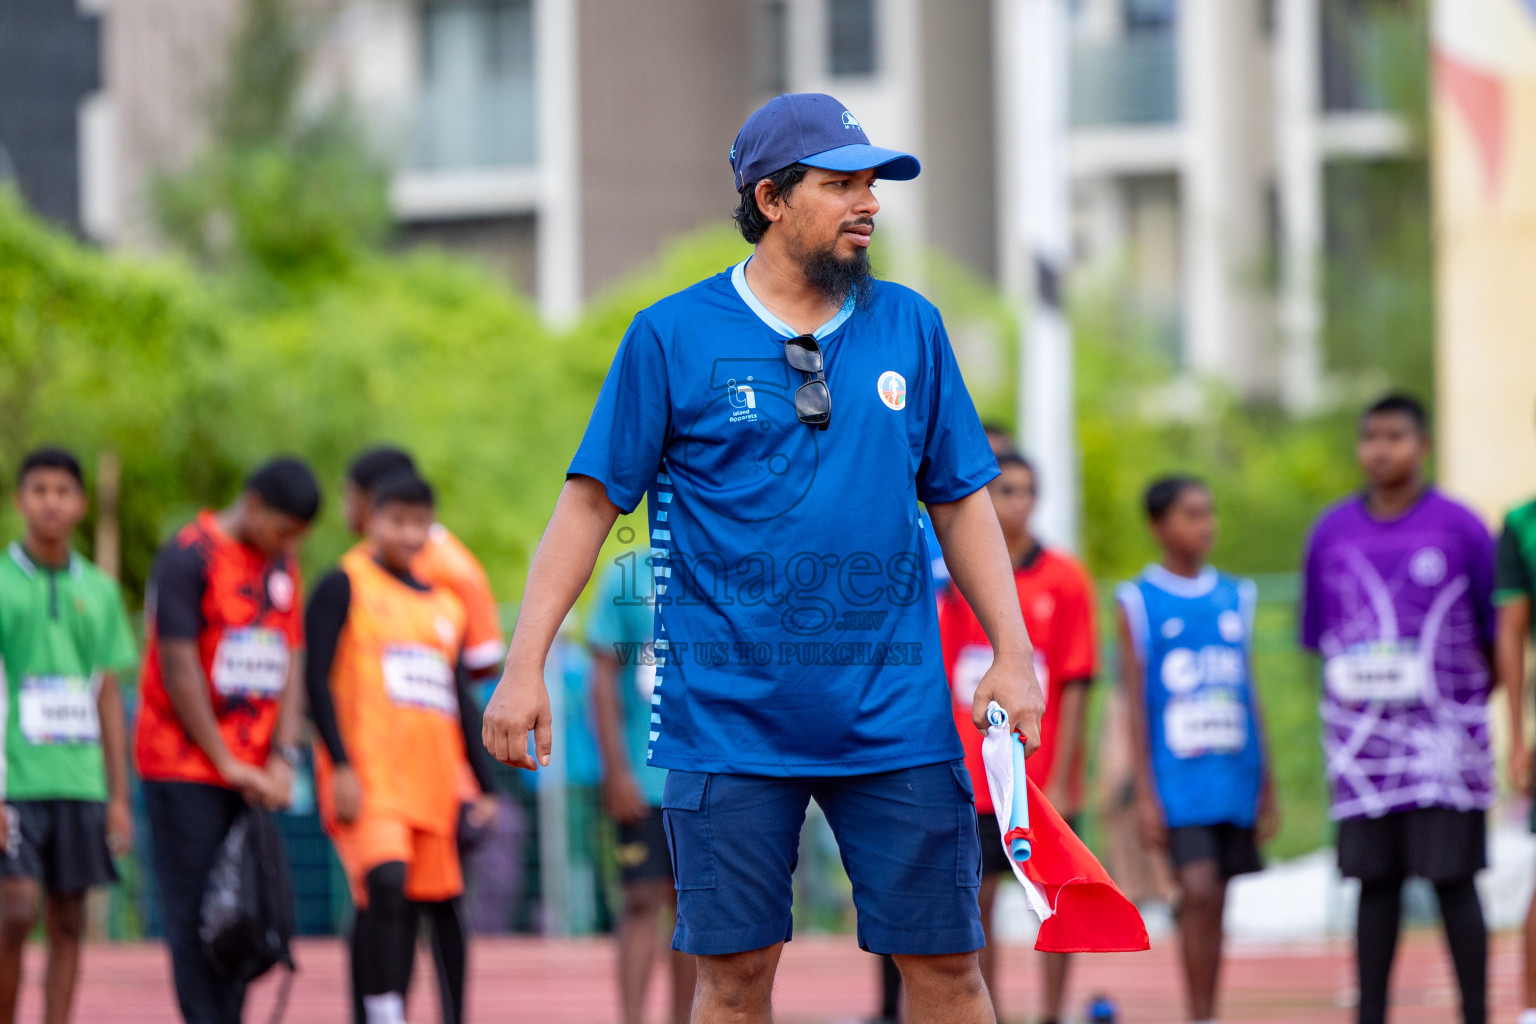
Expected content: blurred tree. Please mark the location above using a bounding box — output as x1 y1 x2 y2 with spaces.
150 0 390 286
1320 0 1433 398
0 189 242 597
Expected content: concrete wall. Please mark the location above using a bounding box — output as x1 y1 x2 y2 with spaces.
104 0 244 247
575 0 753 298
917 0 997 281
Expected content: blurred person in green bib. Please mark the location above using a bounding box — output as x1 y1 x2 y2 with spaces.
1497 404 1536 1024
0 448 138 1024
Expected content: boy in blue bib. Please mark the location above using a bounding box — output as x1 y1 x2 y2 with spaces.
1116 476 1277 1024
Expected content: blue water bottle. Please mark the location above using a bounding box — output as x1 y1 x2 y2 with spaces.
1085 993 1118 1023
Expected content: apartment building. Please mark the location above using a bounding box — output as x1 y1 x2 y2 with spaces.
10 0 1416 404
750 0 1413 406
0 0 109 237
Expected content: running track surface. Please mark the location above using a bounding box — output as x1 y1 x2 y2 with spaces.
17 930 1521 1022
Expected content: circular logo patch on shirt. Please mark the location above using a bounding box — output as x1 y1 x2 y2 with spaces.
268 570 294 612
1160 616 1185 640
1218 610 1244 643
1160 647 1201 694
877 371 907 411
1410 547 1447 587
436 616 456 648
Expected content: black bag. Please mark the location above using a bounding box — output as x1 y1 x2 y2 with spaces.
200 804 297 1018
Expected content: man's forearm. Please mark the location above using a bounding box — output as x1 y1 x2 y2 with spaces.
272 657 306 751
927 489 1032 660
1051 680 1089 790
1115 610 1157 801
589 654 632 776
505 478 623 673
97 673 130 803
160 640 237 770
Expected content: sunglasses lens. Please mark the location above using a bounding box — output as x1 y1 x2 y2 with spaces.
795 380 831 424
784 335 823 373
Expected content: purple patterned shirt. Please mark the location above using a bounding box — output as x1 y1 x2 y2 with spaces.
1300 489 1496 821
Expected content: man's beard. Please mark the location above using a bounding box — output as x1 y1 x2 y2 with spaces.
795 226 875 310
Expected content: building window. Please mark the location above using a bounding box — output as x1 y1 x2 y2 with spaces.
1123 0 1176 32
416 0 536 171
754 0 790 94
827 0 877 77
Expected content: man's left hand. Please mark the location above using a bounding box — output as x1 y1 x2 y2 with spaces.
261 756 294 811
971 651 1045 758
106 797 133 856
467 793 499 829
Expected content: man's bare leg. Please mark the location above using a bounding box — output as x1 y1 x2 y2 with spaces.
1041 952 1072 1023
892 951 995 1024
1176 861 1227 1023
670 941 697 1024
617 879 671 1024
42 893 86 1024
0 878 41 1024
976 874 998 1000
691 943 783 1024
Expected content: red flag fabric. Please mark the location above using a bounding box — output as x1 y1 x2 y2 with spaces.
1007 775 1150 953
979 709 1148 954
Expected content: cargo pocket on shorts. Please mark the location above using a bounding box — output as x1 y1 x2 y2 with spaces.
950 760 983 889
661 770 717 891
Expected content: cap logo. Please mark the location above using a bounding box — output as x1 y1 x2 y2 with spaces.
841 110 862 130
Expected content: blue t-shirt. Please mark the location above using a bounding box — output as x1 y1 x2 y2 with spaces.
1117 565 1264 829
568 260 998 776
586 556 670 805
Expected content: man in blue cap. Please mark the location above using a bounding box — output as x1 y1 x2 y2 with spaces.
483 93 1044 1023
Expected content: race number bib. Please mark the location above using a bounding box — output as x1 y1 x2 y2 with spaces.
19 675 99 745
382 645 457 716
211 628 289 698
952 645 995 707
1164 697 1248 758
1325 644 1425 704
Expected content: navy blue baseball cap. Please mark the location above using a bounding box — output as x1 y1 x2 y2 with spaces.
729 93 921 192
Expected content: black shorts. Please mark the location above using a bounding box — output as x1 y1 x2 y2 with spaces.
1337 808 1486 883
0 800 118 893
977 811 1081 878
1167 823 1263 879
616 807 673 885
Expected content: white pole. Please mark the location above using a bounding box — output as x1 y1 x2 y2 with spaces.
1276 0 1323 413
1016 0 1079 553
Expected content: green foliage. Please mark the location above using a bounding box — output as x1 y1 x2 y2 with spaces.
150 0 390 286
0 188 242 597
1072 288 1362 583
220 249 559 592
1323 158 1434 398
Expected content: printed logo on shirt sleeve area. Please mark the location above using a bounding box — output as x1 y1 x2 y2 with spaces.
877 371 907 411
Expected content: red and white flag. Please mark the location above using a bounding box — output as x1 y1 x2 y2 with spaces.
981 710 1150 954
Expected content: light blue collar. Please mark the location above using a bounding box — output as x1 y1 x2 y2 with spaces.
731 259 855 340
1144 563 1217 598
9 541 82 579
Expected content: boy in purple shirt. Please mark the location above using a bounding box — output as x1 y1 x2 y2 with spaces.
1300 393 1495 1024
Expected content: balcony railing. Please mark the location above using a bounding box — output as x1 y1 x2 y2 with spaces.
1070 30 1179 128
